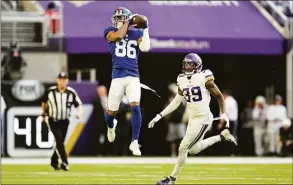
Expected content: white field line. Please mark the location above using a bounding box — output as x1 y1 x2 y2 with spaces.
1 157 292 165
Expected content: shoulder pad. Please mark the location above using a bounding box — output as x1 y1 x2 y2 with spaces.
178 73 185 78
203 69 214 81
203 69 213 75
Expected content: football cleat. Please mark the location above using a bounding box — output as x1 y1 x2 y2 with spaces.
156 176 176 185
60 163 69 171
50 163 60 171
129 140 141 156
107 119 117 143
220 129 238 146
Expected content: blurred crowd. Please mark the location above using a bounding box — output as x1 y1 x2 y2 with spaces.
91 83 292 157
239 95 292 157
259 0 293 28
260 0 293 17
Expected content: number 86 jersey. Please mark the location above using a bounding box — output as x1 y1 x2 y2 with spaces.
177 70 215 117
104 26 143 72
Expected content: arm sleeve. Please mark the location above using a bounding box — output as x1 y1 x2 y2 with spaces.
73 91 82 108
160 93 184 117
138 28 150 52
203 69 215 82
104 26 117 40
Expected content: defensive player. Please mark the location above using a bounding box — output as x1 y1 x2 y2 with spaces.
148 53 237 184
103 7 150 156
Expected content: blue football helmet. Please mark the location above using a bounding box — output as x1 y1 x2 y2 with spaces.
182 53 203 75
112 7 132 28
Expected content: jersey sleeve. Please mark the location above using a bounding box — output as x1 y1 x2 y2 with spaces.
136 29 143 40
203 69 215 82
73 91 82 108
104 26 117 40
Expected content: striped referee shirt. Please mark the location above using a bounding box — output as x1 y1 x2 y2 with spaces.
42 86 82 120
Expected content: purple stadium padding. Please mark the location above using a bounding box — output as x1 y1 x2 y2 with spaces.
40 1 284 55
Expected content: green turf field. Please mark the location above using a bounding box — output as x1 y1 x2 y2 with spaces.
1 164 292 184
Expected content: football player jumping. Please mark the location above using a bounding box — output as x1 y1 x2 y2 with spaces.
148 53 237 184
103 7 150 156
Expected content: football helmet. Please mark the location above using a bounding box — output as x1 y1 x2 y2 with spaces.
112 7 132 28
182 53 202 75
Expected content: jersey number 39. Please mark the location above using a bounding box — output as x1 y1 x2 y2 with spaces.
183 86 202 102
115 40 137 59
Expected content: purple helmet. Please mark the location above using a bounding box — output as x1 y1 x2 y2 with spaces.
182 53 203 75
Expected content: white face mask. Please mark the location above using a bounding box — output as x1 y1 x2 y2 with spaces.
117 21 123 29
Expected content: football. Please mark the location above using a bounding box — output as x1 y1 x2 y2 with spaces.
132 15 147 28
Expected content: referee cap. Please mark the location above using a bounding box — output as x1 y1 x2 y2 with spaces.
58 71 68 79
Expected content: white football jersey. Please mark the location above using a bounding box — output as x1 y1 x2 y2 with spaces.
177 70 214 117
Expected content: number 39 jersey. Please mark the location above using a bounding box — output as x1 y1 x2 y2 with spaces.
177 70 215 117
104 26 143 77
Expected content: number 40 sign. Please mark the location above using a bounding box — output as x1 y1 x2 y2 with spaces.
6 107 55 157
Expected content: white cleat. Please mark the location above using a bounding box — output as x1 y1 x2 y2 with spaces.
220 129 238 146
129 140 141 156
107 119 117 143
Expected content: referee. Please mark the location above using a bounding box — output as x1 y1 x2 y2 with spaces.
41 72 82 171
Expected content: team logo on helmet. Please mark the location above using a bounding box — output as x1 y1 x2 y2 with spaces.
182 53 202 76
112 7 132 28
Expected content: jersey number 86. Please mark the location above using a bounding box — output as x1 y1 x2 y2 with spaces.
115 39 137 59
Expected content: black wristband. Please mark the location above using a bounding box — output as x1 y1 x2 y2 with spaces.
158 113 163 118
41 113 47 117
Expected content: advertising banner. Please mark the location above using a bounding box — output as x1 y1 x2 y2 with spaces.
39 1 283 54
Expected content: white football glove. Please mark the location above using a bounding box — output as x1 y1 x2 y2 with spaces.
220 113 230 128
148 114 162 128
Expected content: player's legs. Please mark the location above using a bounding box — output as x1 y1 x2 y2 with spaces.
105 78 126 142
169 115 212 180
157 114 237 184
125 77 142 156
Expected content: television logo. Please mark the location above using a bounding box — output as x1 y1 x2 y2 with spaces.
11 80 45 101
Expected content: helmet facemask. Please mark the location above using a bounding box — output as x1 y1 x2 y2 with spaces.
112 14 129 29
182 61 195 76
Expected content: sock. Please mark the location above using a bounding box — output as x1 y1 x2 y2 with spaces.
189 135 221 155
131 105 142 141
105 112 115 128
171 148 188 178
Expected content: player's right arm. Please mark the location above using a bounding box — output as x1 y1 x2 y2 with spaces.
105 22 129 42
148 87 184 128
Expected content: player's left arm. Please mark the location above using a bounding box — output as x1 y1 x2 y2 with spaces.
148 87 184 128
73 90 83 119
137 16 150 52
205 80 226 116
